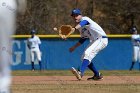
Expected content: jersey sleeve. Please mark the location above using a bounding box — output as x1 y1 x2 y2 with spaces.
37 37 41 44
79 20 89 27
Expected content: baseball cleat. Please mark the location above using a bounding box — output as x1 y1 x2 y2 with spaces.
87 73 103 80
32 69 35 71
71 67 82 80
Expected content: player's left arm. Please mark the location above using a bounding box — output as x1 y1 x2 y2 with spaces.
75 20 89 30
37 37 41 50
134 37 140 42
137 37 140 46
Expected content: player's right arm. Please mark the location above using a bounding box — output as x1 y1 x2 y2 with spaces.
69 38 87 52
69 20 89 52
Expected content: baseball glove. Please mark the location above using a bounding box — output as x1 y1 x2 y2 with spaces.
58 25 75 39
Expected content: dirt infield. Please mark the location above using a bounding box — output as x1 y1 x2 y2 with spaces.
12 76 140 85
11 71 140 93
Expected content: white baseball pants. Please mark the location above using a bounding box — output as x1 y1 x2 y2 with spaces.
133 46 140 62
82 37 108 62
30 48 41 62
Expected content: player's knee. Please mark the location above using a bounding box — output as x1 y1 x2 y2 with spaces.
82 54 90 61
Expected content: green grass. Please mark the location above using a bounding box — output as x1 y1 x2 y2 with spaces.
12 70 140 76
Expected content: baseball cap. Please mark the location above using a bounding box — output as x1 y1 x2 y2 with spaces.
71 9 81 16
31 29 36 34
130 26 137 34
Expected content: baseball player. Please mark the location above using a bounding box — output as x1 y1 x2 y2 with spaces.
27 29 42 71
0 0 26 93
129 25 140 70
69 9 108 80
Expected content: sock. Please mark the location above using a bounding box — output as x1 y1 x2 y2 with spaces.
88 62 99 76
31 62 34 70
80 59 90 76
129 61 135 70
39 61 42 70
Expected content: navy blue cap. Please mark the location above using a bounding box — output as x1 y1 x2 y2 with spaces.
130 26 137 34
71 9 81 16
31 29 36 34
132 27 136 31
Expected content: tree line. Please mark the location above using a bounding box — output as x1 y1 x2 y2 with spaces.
16 0 140 35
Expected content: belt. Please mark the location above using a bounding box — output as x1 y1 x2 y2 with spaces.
96 36 108 40
134 45 139 47
102 36 108 38
31 47 35 48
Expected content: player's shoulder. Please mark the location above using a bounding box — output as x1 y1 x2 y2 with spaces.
36 35 40 39
82 16 95 24
82 16 90 20
33 35 38 38
132 34 139 39
34 35 41 40
28 37 32 40
131 34 136 37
